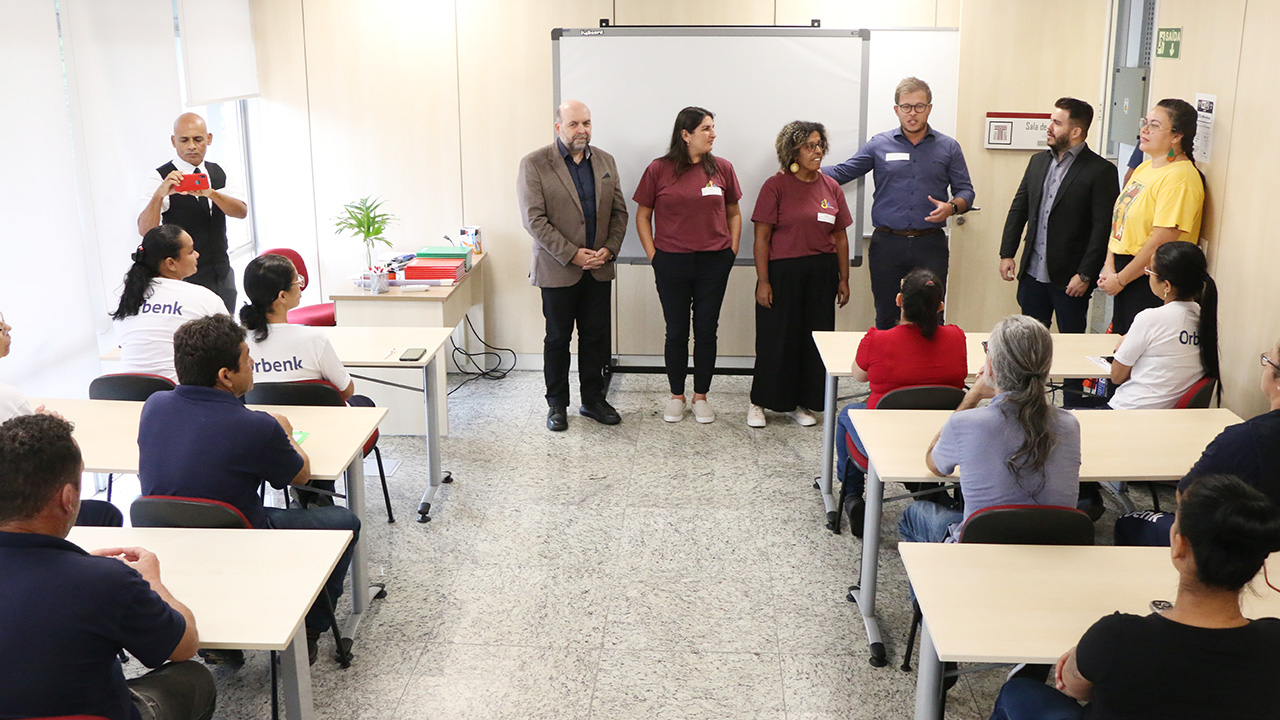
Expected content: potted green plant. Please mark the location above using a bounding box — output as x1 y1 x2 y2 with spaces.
334 196 396 293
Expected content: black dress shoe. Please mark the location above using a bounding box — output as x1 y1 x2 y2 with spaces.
547 406 568 432
579 400 621 425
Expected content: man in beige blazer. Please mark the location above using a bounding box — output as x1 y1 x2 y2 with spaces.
517 99 628 431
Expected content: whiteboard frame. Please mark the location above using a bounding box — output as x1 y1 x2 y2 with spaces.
552 25 870 266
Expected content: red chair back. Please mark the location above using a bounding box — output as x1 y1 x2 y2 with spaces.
88 373 175 401
1174 377 1216 409
959 504 1095 545
262 247 310 290
130 495 253 530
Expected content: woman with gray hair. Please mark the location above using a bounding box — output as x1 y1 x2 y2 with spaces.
747 120 851 427
899 314 1081 543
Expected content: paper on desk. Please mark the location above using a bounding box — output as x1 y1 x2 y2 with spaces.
292 431 309 444
1087 356 1113 372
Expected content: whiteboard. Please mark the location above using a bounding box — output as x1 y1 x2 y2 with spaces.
554 27 869 263
860 27 961 235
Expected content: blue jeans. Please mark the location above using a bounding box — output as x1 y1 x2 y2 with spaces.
989 678 1084 720
264 505 361 632
835 401 868 495
899 499 963 544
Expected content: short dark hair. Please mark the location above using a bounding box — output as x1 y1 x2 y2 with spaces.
1054 97 1093 136
774 121 829 169
1177 474 1280 592
174 314 246 387
0 414 82 524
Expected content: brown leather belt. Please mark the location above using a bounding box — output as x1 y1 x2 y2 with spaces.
874 227 944 237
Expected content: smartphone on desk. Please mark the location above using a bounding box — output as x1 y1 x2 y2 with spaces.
400 348 427 362
175 173 209 193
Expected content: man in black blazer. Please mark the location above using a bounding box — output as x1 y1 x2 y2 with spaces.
999 97 1119 333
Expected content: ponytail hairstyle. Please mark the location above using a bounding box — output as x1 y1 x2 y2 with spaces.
110 225 187 320
986 315 1056 489
663 106 719 178
1150 241 1220 403
900 267 945 339
1176 474 1280 592
239 253 296 343
1156 98 1199 163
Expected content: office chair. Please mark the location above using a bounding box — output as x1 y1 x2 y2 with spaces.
87 373 176 501
244 380 395 522
261 248 336 326
835 385 967 534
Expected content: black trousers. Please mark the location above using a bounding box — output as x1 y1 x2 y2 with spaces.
868 229 948 330
1016 274 1090 333
750 254 838 412
1110 253 1161 335
541 273 611 407
652 248 736 396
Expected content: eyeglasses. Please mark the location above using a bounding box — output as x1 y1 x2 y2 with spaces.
1262 353 1280 372
896 103 931 114
1138 117 1166 131
1143 266 1159 277
801 142 825 152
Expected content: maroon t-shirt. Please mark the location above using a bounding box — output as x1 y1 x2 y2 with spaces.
752 171 853 260
633 157 743 253
855 324 968 408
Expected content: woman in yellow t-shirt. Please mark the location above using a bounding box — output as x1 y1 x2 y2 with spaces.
1098 98 1204 334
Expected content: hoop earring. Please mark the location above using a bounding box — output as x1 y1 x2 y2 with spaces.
789 162 799 173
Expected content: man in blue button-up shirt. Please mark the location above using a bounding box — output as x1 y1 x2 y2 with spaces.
824 77 975 329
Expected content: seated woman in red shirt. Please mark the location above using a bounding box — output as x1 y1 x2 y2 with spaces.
834 267 967 534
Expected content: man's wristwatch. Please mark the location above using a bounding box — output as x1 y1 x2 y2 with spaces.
948 200 960 215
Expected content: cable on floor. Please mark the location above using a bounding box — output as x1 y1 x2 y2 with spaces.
447 314 516 396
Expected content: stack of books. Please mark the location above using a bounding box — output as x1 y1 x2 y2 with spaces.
402 257 467 282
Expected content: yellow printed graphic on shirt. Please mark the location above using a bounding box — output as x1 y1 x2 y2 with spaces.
1111 180 1146 242
821 198 832 209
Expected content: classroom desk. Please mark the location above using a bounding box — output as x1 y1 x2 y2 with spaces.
36 397 387 640
102 327 454 522
813 330 1121 533
68 526 351 720
900 543 1280 720
847 407 1240 668
329 252 486 435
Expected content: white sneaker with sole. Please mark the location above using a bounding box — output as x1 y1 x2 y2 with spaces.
663 397 686 423
788 406 818 426
746 404 766 428
691 398 716 424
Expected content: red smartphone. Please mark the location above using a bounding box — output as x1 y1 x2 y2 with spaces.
174 173 209 193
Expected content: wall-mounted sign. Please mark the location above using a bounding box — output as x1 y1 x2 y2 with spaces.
1156 28 1182 58
1195 92 1216 164
984 112 1051 151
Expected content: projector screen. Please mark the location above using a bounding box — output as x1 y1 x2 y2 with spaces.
554 27 869 264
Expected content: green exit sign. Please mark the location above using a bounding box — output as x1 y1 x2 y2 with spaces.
1156 27 1182 58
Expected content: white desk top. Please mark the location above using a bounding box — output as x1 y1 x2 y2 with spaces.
329 252 486 302
901 543 1280 664
813 331 1118 381
850 408 1241 484
101 325 453 368
66 526 351 651
33 397 386 480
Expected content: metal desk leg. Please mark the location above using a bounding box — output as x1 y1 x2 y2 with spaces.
343 452 384 639
281 624 315 720
914 619 945 720
848 462 886 666
416 354 444 523
820 372 839 532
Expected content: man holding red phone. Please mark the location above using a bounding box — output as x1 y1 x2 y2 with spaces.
138 112 248 312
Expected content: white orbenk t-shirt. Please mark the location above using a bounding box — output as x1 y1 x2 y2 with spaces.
114 277 228 383
246 323 351 391
1110 300 1204 410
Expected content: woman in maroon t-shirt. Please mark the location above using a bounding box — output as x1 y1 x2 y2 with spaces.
747 121 851 428
634 106 743 424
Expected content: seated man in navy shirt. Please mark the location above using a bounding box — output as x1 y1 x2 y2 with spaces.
0 414 214 720
138 314 360 663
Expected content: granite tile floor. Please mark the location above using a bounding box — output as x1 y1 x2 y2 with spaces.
118 370 1142 719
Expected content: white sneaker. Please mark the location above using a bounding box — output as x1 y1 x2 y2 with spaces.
663 397 686 423
691 398 716 424
747 404 766 428
788 406 818 426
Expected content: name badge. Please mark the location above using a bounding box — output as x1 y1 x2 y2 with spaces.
701 185 723 197
817 212 836 224
886 152 910 162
